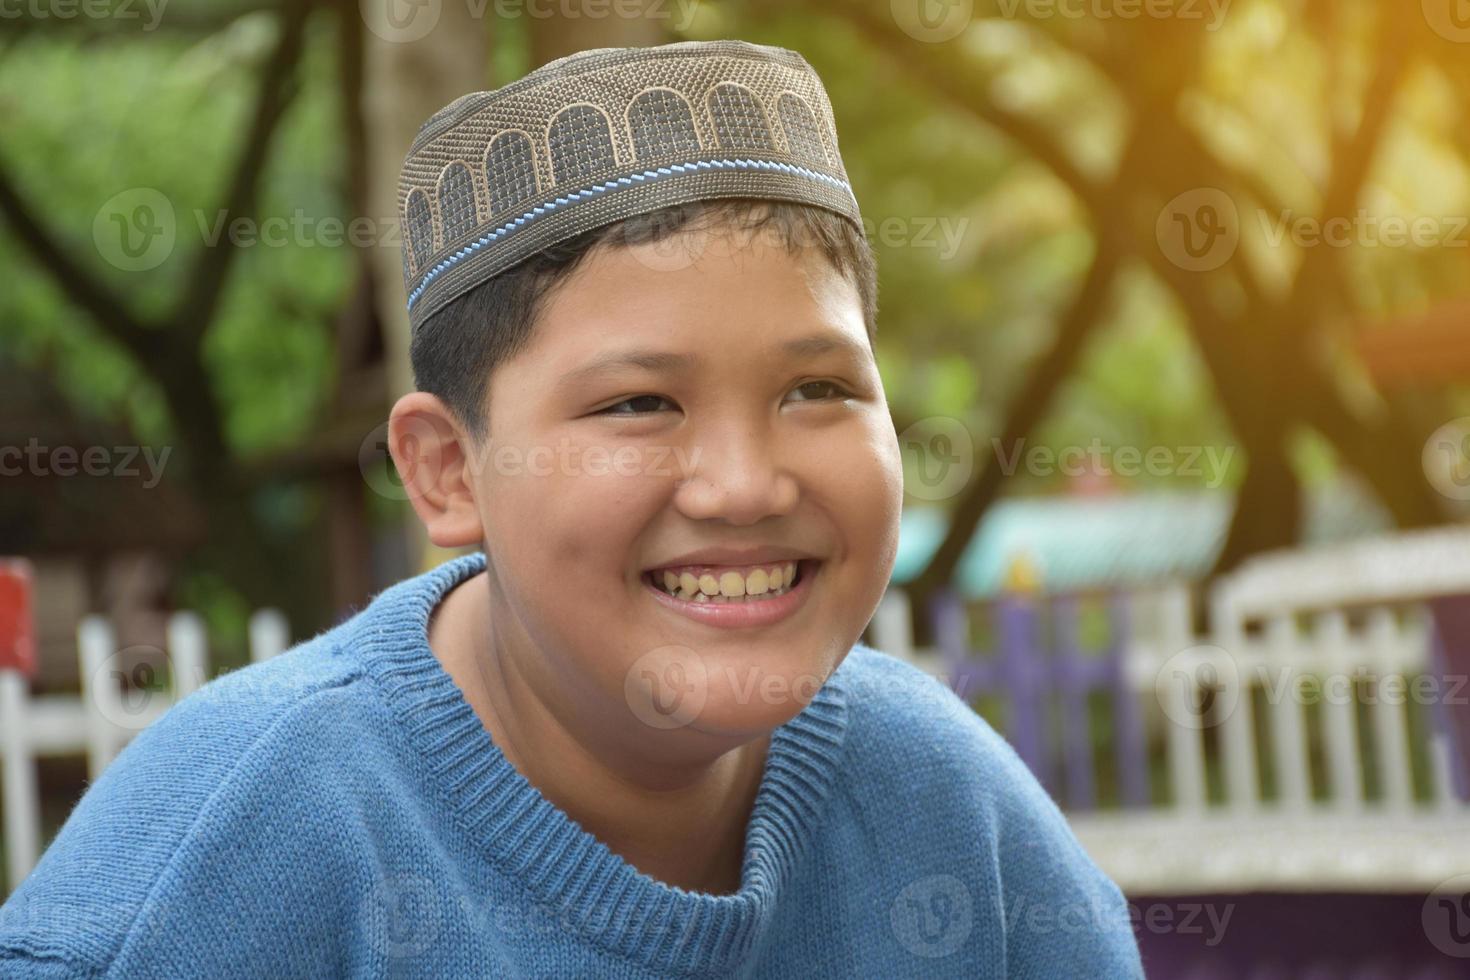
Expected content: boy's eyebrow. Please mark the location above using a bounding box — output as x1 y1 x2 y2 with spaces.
559 334 867 389
781 334 867 360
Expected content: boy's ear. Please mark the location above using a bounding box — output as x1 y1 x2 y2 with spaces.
387 393 485 549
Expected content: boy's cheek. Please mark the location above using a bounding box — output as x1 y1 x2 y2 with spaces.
855 417 906 529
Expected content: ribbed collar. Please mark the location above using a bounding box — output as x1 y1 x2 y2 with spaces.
347 552 852 976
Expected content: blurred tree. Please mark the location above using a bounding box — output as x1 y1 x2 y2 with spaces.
2 0 1467 645
0 0 680 630
0 0 331 627
717 0 1468 642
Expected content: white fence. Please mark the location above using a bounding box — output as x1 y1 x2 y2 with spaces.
0 610 288 892
871 576 1470 894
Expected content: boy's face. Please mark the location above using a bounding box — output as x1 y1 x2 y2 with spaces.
453 220 901 743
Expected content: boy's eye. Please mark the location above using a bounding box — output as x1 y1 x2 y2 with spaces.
596 394 673 416
595 382 853 417
788 380 852 402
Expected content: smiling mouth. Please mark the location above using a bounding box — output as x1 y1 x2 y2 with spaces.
642 560 815 604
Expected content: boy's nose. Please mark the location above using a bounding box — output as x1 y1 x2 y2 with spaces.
672 426 800 526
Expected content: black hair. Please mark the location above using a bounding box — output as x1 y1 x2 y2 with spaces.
409 199 878 439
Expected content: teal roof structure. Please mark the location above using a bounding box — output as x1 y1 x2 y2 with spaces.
892 489 1391 597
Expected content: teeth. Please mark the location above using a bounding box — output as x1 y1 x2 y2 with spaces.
650 560 807 601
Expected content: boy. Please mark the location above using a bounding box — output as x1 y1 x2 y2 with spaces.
0 40 1144 977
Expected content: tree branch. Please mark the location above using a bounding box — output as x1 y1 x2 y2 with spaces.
813 0 1107 213
0 152 160 364
170 0 313 344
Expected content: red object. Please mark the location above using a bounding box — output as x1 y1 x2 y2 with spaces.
0 560 37 678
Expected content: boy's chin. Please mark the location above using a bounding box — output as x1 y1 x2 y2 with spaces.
618 638 841 741
684 666 830 739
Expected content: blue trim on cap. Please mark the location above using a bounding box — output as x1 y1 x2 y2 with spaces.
406 157 855 311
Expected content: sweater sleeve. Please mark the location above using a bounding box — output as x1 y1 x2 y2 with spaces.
974 713 1145 978
0 653 372 979
841 646 1145 978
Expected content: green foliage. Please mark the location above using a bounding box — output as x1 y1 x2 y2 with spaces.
1 12 346 456
5 0 1469 626
695 4 1235 493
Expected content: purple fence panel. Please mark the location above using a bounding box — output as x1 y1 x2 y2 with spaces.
1428 607 1470 802
931 587 996 701
1108 592 1150 808
930 586 1152 811
998 594 1054 795
1053 596 1097 810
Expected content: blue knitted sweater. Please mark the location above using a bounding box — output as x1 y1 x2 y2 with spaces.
0 553 1143 978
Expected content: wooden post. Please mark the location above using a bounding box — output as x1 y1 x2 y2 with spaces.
1158 586 1207 812
1210 589 1259 814
1316 611 1364 812
0 669 39 890
167 612 208 700
1366 609 1414 811
1265 615 1311 812
250 609 291 664
78 616 120 781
